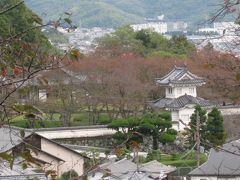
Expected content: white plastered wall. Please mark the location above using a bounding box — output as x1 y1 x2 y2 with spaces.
40 138 85 176
31 150 61 176
166 86 197 99
178 108 195 131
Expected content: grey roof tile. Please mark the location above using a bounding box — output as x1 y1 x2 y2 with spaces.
156 66 205 86
189 141 240 176
0 126 32 153
140 160 176 174
100 158 137 178
151 94 214 110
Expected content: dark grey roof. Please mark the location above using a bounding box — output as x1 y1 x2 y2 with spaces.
167 94 214 109
0 126 32 153
151 94 214 110
156 66 205 86
189 140 240 176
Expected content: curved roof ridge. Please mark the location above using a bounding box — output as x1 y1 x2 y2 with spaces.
157 67 183 81
156 66 205 86
166 94 214 109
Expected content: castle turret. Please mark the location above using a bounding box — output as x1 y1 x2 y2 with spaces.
156 66 205 99
151 66 214 131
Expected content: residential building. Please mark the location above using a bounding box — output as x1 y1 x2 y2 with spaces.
188 140 240 180
0 126 88 178
167 21 188 32
131 22 168 34
150 66 214 131
213 22 238 35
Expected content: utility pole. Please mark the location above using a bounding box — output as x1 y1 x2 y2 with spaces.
196 110 200 167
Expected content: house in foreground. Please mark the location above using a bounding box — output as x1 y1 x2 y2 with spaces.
86 158 176 180
150 66 214 131
0 126 88 178
188 140 240 180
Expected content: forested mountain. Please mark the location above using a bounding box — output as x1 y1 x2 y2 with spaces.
25 0 222 28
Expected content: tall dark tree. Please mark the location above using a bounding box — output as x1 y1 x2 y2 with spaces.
187 105 207 146
206 108 226 146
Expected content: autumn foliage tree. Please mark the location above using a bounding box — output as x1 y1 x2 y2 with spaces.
0 0 78 126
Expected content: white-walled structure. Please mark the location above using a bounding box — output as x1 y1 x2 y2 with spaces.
151 66 214 131
131 22 168 34
0 126 88 178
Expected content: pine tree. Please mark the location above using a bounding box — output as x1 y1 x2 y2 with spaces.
187 105 207 146
206 108 226 147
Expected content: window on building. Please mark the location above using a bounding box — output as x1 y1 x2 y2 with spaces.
168 87 173 94
189 87 194 94
177 88 182 94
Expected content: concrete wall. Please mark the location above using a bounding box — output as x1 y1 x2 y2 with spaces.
40 138 85 176
220 107 240 115
190 176 240 180
36 127 116 139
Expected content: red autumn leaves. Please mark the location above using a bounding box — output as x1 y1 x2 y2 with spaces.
1 67 23 77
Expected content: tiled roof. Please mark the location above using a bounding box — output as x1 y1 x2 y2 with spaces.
0 126 32 153
189 140 240 176
140 160 176 174
156 66 205 86
100 158 137 178
90 159 176 179
151 94 214 110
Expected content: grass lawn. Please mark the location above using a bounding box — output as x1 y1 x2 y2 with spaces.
9 112 111 128
10 115 62 128
147 151 207 167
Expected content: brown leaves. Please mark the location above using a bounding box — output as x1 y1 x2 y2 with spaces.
236 73 240 81
69 48 82 61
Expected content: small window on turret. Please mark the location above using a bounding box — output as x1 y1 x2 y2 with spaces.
168 87 173 94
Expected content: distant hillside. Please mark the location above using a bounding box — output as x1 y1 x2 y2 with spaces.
25 0 222 28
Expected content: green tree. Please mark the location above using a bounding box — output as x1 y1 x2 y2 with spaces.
60 170 78 180
97 26 196 57
108 117 143 147
97 25 144 56
187 105 208 146
169 35 196 55
135 29 151 48
138 112 177 150
0 0 49 45
206 108 226 146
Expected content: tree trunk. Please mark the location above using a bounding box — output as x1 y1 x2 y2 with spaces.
152 135 159 150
